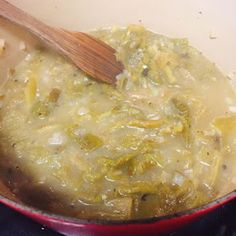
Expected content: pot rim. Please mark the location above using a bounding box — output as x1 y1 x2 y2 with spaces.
0 189 235 226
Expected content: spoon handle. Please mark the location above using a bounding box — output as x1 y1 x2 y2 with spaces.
0 0 58 43
0 0 123 84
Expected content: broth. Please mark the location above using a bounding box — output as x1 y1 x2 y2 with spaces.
0 25 236 220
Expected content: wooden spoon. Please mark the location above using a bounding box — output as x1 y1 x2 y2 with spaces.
0 0 124 84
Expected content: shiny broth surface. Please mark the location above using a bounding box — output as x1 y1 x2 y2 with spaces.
0 25 236 220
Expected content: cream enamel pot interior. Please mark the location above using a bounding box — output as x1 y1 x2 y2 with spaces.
0 0 236 235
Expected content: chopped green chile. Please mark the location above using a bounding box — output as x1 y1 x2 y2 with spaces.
128 119 165 129
76 133 103 152
0 25 236 220
48 88 61 103
171 98 191 146
31 101 50 118
67 126 103 151
133 153 163 175
31 88 61 118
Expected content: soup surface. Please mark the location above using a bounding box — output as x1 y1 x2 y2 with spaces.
0 25 236 220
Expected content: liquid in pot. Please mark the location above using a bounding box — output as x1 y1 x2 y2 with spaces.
0 25 236 220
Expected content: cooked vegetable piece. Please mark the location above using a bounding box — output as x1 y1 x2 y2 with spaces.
106 197 133 219
31 101 50 118
31 89 61 118
156 52 178 69
25 76 37 106
84 166 108 183
213 116 236 135
172 98 191 146
128 119 165 129
121 135 142 149
118 182 159 195
78 192 103 204
209 151 222 187
76 133 103 151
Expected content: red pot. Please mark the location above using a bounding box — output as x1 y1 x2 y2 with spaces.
0 1 236 235
0 191 235 235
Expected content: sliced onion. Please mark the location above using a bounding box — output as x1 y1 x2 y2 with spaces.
78 107 89 115
48 132 66 145
173 173 185 186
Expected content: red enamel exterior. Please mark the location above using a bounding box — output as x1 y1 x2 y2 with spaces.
0 190 235 235
0 1 235 235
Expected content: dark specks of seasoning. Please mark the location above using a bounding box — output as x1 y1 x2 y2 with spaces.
181 53 190 59
11 143 16 148
141 194 148 201
222 164 227 170
86 83 93 87
196 11 203 20
207 152 210 156
213 135 221 149
142 67 149 77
